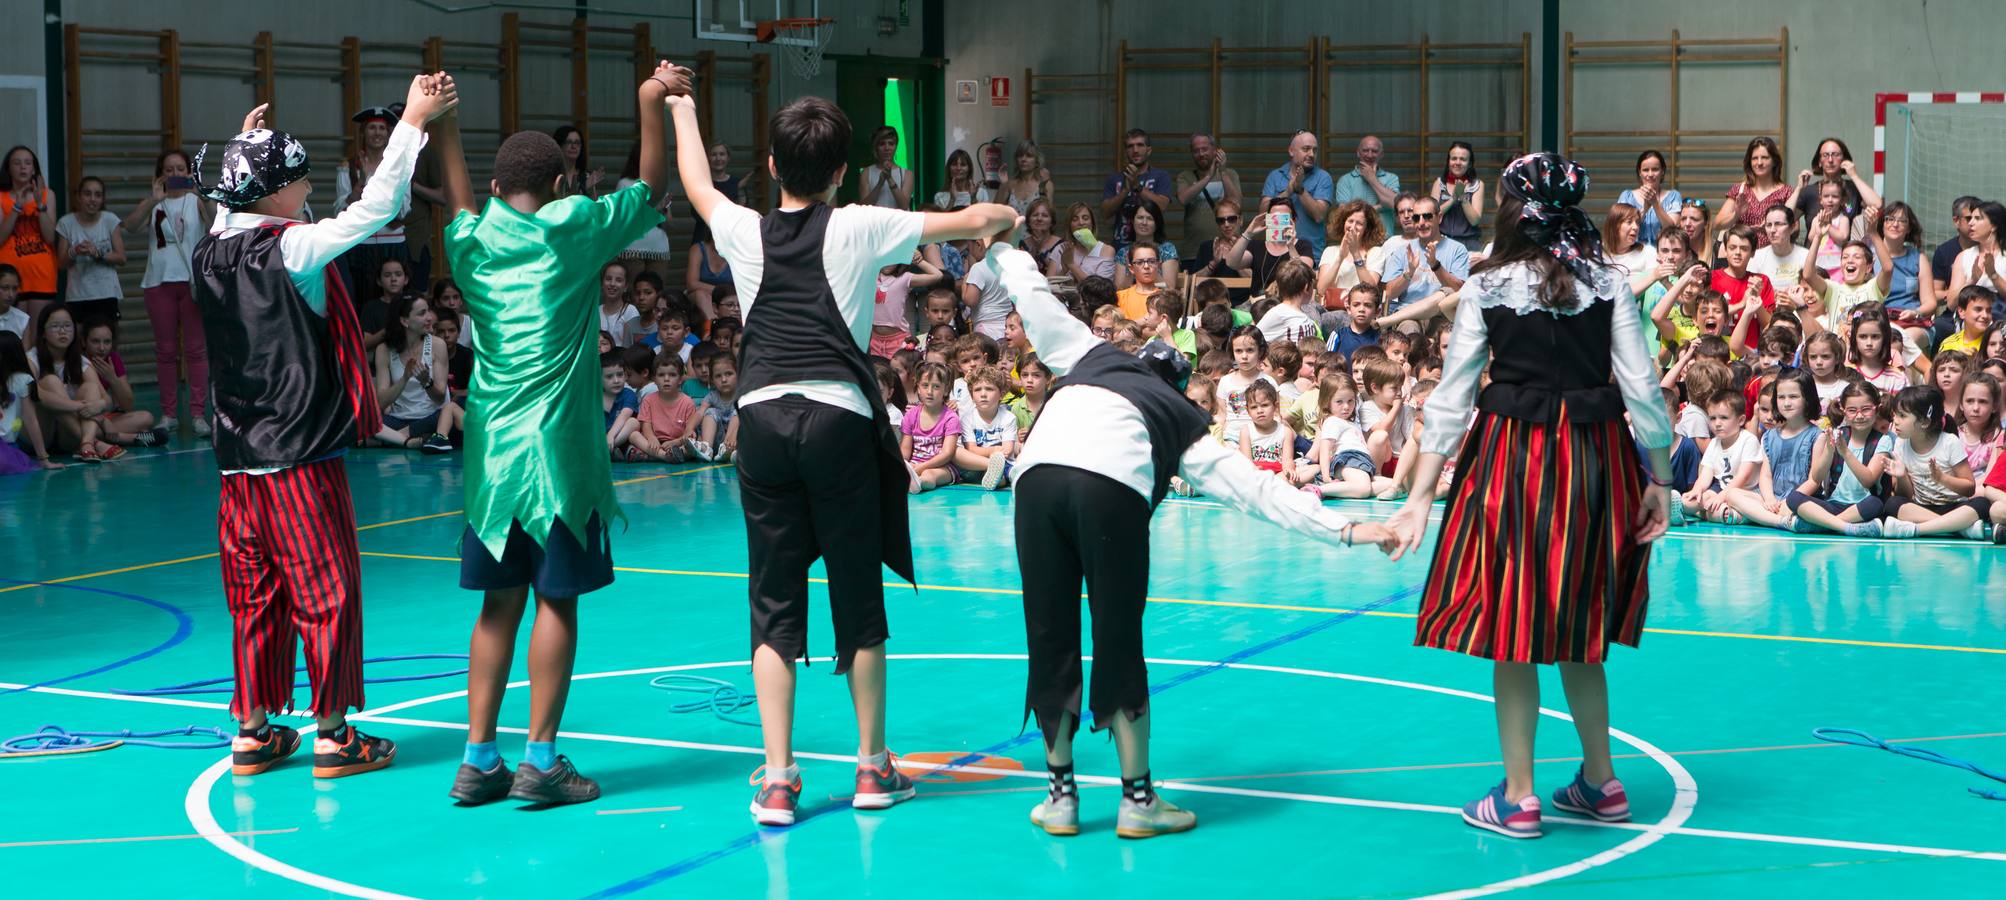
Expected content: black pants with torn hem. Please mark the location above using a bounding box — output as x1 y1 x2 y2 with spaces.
1014 464 1153 749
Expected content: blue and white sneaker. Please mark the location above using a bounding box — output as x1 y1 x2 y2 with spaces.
1462 781 1541 839
1549 768 1630 822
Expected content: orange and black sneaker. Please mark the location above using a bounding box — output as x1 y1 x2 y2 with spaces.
749 766 802 826
312 726 397 778
230 724 302 776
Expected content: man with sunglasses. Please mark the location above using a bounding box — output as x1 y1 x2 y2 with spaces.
1176 133 1242 246
1380 196 1468 318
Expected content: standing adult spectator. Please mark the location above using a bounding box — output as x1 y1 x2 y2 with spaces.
1176 132 1242 246
55 175 127 325
1377 195 1469 320
1 146 57 337
122 148 210 436
1334 135 1402 236
1714 137 1790 230
1001 140 1053 215
1261 130 1336 258
1791 138 1882 228
1617 150 1682 245
1430 141 1486 252
338 106 415 298
1224 196 1315 293
553 124 603 199
1100 129 1173 249
859 126 913 209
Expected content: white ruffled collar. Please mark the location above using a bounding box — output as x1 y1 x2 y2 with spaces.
1468 262 1621 316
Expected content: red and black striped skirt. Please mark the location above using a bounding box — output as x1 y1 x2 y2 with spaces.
1415 406 1651 665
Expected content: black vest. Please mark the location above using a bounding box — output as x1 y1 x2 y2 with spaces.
1475 296 1626 425
1046 342 1213 508
736 202 915 583
194 227 358 470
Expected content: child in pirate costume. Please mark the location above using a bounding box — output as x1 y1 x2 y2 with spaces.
194 75 456 778
430 63 686 807
1386 154 1676 840
669 91 1016 826
982 229 1398 839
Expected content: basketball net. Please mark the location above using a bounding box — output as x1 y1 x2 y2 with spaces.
758 19 834 79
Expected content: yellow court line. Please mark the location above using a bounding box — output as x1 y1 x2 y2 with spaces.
350 554 2006 656
0 553 222 594
3 465 734 593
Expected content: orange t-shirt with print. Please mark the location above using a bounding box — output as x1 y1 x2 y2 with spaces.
0 190 57 294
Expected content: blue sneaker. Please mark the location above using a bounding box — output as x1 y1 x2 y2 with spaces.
1462 781 1541 839
1550 768 1630 822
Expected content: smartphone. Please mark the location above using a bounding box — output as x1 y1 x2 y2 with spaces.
165 176 195 190
1268 210 1293 233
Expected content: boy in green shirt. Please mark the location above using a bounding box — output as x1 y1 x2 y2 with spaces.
431 62 689 806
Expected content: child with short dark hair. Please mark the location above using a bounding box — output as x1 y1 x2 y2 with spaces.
1681 390 1764 522
433 61 684 804
1854 385 1988 538
671 83 1016 825
620 342 658 399
602 349 642 457
1267 342 1305 404
636 353 696 461
1359 355 1409 471
1326 284 1382 360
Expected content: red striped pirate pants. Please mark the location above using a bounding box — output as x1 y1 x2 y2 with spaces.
218 457 366 719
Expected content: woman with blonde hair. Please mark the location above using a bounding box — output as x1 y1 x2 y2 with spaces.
1002 140 1053 214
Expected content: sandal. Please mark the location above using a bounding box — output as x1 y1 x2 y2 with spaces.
74 445 102 463
97 442 126 461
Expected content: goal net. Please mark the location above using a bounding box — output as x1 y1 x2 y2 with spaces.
1894 101 2006 228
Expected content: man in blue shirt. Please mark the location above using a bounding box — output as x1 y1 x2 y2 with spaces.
1259 131 1335 258
1334 134 1402 236
1378 196 1468 315
1100 129 1174 249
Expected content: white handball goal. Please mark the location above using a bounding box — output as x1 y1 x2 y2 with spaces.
1876 92 2006 227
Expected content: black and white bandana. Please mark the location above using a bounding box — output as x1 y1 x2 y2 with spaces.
195 128 311 209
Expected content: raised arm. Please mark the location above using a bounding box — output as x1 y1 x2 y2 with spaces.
428 77 479 219
636 61 687 206
282 76 454 278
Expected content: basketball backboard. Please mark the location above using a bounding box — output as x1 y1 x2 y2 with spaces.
694 0 826 46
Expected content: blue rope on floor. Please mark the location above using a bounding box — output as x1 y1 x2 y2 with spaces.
2 724 231 755
112 654 471 696
1813 727 2006 801
649 674 760 726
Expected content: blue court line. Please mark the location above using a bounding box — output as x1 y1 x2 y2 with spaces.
0 579 194 697
578 581 1422 899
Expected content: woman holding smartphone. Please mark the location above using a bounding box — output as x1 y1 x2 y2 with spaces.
122 148 213 436
1225 196 1316 292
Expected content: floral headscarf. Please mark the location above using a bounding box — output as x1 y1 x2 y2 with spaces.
1500 152 1603 282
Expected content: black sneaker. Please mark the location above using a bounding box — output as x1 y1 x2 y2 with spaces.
230 724 302 776
420 432 454 455
132 427 166 448
449 761 516 805
312 727 397 778
507 755 600 806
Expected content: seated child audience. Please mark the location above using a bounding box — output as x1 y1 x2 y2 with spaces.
953 365 1018 490
635 353 697 462
692 350 739 462
901 361 961 493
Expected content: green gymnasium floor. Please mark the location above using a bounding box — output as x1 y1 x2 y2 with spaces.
2 439 2003 899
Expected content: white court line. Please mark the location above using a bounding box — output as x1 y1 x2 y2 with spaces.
12 656 2006 890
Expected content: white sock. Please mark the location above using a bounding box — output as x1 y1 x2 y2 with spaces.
861 750 889 770
766 763 800 785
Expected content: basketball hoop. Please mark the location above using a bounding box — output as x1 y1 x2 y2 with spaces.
756 17 835 79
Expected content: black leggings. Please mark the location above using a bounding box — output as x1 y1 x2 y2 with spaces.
1851 494 1988 520
1014 464 1153 749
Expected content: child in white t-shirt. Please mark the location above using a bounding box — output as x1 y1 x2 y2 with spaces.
1682 391 1765 523
1301 372 1375 498
952 366 1019 491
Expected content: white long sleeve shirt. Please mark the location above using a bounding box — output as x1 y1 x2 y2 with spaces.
992 246 1358 547
210 120 426 316
1421 263 1674 459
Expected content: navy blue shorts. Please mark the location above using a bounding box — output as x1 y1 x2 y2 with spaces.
460 513 613 598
